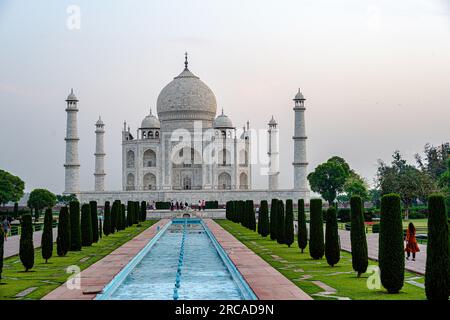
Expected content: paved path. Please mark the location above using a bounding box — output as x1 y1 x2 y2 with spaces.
337 229 426 275
4 228 58 258
205 219 312 300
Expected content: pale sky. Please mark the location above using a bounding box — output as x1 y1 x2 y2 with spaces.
0 0 449 194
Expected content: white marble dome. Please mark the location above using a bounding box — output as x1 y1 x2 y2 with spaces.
157 67 217 122
214 110 234 128
141 110 160 128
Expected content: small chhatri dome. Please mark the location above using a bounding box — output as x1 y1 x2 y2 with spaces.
141 109 160 128
268 115 277 126
96 116 104 126
66 88 78 101
294 88 305 100
214 109 234 128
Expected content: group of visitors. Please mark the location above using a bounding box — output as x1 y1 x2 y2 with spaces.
169 200 207 211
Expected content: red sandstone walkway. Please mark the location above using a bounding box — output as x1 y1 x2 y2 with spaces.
204 219 312 300
42 219 170 300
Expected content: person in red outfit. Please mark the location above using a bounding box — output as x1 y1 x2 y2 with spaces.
405 222 420 261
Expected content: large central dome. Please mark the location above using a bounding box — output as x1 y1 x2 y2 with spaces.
156 60 217 123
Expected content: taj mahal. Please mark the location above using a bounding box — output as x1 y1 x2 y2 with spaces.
64 54 310 204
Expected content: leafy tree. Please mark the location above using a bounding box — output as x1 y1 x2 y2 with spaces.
259 200 270 237
308 158 348 205
56 194 78 206
41 208 53 263
141 201 147 222
297 199 308 253
0 169 25 206
89 201 99 243
343 174 369 201
27 189 57 222
270 199 278 240
103 201 111 235
0 228 4 280
81 204 93 247
309 199 324 259
350 196 368 277
69 201 81 251
276 200 285 244
56 206 70 256
379 194 404 293
377 151 437 218
325 206 340 267
284 199 294 247
425 194 449 300
415 143 450 181
438 158 450 211
19 214 34 271
369 188 382 208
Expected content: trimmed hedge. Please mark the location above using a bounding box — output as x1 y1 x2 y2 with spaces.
350 196 368 277
325 206 340 267
81 203 93 247
69 201 81 251
425 194 449 300
19 214 34 271
155 201 171 210
103 201 111 236
379 193 404 294
205 201 219 209
259 200 270 237
270 199 278 241
309 199 324 260
89 201 99 243
284 199 294 247
297 199 308 253
41 208 53 263
276 200 285 245
57 206 70 256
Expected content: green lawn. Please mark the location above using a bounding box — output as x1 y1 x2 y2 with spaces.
217 220 426 300
0 220 156 300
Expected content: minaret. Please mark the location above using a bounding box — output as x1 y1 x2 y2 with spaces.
267 116 279 190
293 89 308 190
64 89 80 194
94 116 106 191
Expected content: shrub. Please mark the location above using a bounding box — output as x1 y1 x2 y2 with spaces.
69 201 81 251
81 203 93 247
425 194 449 300
259 200 269 237
379 194 404 293
350 196 368 277
103 201 111 236
155 201 170 210
297 199 308 253
309 199 324 259
89 201 99 243
284 199 294 247
276 200 285 245
270 199 278 241
0 228 4 279
205 201 219 209
141 201 147 222
57 206 70 256
41 208 53 263
325 206 340 267
19 214 34 271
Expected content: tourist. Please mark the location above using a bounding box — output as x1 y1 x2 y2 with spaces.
171 200 174 211
405 222 420 261
201 199 205 211
2 216 11 241
198 200 201 211
185 201 189 210
176 201 179 210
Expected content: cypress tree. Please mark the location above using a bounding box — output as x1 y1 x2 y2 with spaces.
41 208 53 263
127 201 133 227
141 201 147 222
309 199 324 259
379 193 404 294
103 201 111 236
270 199 278 240
226 201 231 221
121 204 126 230
350 196 368 277
13 202 18 218
325 206 340 267
134 202 140 224
81 204 93 247
284 199 294 247
69 201 81 251
98 218 103 239
276 200 285 245
297 199 308 253
425 194 449 300
110 201 118 234
247 200 256 231
19 214 34 271
90 201 99 243
57 206 70 256
259 200 270 237
0 228 4 280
